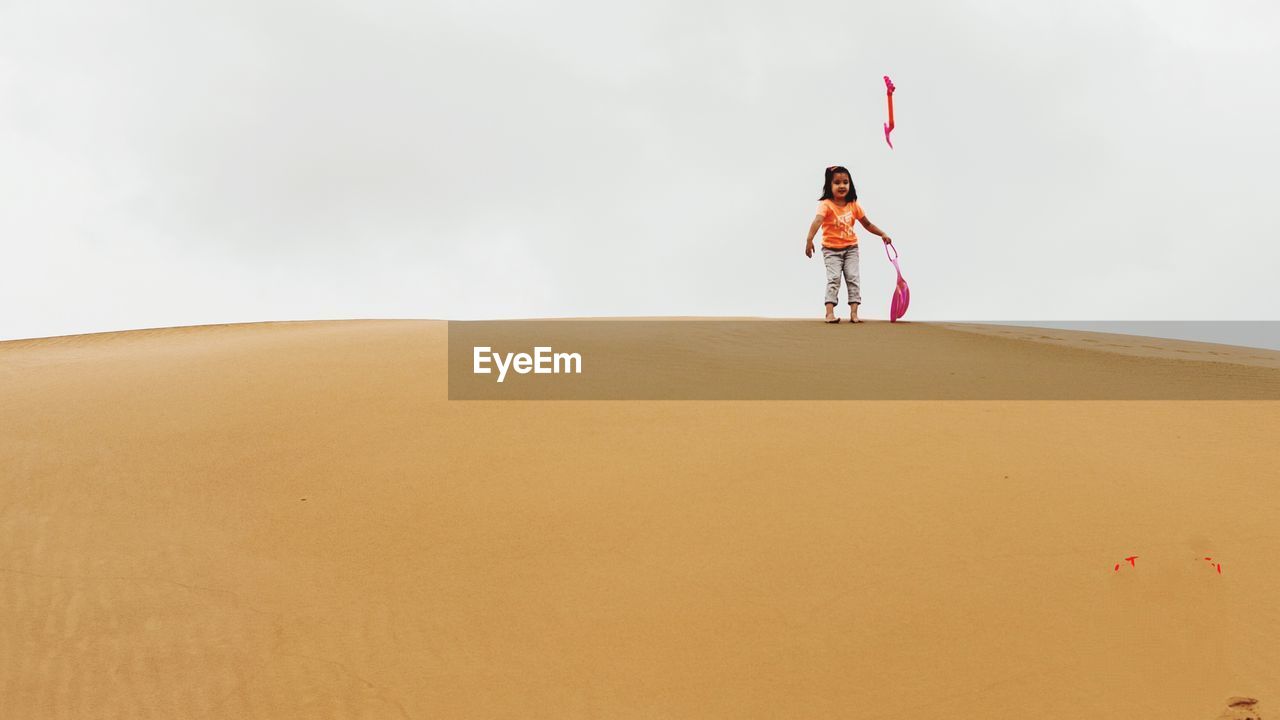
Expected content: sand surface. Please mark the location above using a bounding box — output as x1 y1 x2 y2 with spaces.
2 319 1278 719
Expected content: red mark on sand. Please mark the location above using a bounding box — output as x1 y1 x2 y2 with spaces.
1125 556 1138 566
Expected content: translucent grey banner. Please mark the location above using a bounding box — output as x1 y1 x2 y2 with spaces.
990 321 1280 352
447 321 1280 400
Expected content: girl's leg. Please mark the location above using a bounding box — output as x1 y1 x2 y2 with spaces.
843 246 862 321
822 249 842 320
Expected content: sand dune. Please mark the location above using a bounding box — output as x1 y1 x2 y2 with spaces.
2 319 1278 718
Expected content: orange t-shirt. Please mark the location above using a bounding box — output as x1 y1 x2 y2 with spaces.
815 199 865 249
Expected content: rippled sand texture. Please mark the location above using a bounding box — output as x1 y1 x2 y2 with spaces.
2 319 1277 718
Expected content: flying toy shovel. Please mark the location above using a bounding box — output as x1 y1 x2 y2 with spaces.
885 242 909 322
883 75 896 148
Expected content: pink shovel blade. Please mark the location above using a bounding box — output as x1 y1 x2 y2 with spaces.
885 243 909 322
891 276 910 322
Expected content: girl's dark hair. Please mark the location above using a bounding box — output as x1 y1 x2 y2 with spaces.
819 165 857 202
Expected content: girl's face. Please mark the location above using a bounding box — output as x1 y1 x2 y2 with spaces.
830 173 851 200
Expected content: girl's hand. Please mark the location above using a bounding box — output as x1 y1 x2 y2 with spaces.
881 235 893 245
805 242 815 258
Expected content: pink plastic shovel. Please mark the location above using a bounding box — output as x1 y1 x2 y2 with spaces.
883 75 896 148
885 242 909 322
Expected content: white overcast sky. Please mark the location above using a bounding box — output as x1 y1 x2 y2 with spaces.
2 0 1278 340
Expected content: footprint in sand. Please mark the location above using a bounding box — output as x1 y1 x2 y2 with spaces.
1215 697 1261 720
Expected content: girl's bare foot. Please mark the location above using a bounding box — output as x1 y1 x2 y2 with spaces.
825 304 838 323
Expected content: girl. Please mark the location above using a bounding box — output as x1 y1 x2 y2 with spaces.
804 165 893 323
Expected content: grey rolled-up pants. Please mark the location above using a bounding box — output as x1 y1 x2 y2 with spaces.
822 245 861 305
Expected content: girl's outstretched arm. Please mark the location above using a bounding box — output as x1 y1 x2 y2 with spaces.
858 215 893 244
